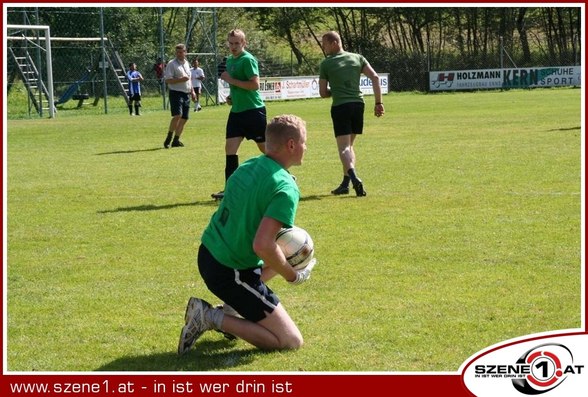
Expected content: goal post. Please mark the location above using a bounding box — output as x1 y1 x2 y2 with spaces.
7 24 55 118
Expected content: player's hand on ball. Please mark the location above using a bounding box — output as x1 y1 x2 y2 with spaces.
289 258 317 286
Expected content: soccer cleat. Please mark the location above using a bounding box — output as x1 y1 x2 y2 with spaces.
164 136 172 149
177 297 215 355
352 181 367 197
211 191 225 200
171 140 184 148
331 185 350 195
214 304 240 340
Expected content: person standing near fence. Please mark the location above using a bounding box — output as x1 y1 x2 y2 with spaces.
126 62 143 116
191 58 205 112
319 31 384 197
153 57 166 94
211 29 267 200
163 44 196 148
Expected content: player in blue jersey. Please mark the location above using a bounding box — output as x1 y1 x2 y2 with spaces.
126 63 144 116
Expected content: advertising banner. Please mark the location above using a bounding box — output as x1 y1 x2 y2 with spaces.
218 74 389 103
429 66 581 91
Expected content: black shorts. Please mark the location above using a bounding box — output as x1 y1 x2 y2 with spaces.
169 90 190 119
331 101 365 137
129 93 141 102
197 244 280 322
226 107 267 143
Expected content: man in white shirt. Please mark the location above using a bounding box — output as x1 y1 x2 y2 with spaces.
191 58 205 112
163 43 196 148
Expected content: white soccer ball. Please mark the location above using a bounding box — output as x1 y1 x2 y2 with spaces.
276 226 315 270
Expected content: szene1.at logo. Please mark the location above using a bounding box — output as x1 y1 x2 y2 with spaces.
474 343 584 395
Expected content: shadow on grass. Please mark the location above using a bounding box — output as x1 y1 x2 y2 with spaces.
98 200 217 213
300 193 371 201
547 126 581 132
299 194 336 202
99 194 342 213
95 147 165 155
95 340 262 371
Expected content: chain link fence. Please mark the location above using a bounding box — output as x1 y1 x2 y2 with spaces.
7 7 221 117
7 7 582 118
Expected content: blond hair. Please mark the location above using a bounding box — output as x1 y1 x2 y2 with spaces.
228 29 246 42
265 115 306 151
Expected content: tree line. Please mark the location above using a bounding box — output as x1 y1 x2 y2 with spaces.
7 6 581 91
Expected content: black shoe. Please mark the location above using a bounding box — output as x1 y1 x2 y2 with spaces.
171 140 184 147
211 191 225 200
352 181 367 197
164 136 172 149
216 329 237 340
331 185 350 195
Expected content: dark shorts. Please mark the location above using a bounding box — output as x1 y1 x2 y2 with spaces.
197 244 280 322
331 101 365 137
129 93 141 102
169 90 190 119
226 107 267 143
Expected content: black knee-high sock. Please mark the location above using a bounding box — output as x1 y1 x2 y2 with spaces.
347 168 361 184
341 175 351 187
225 155 239 181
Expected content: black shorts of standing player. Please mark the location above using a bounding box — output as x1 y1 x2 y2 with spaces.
330 101 365 137
169 89 191 120
225 107 267 143
197 244 280 322
128 93 142 115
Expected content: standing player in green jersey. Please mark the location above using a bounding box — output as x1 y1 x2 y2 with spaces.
178 115 316 354
212 29 267 200
319 31 385 197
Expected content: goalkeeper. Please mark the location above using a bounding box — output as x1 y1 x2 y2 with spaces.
178 114 316 354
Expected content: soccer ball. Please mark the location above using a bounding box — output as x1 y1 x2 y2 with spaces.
276 226 314 270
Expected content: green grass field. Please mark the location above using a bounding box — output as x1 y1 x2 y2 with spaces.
5 88 582 372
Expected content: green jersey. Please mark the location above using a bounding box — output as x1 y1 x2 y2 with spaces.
226 50 265 113
319 51 368 106
201 155 299 270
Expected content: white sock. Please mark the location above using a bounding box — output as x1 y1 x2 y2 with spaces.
206 307 224 330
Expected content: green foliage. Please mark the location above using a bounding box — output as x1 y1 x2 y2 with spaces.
6 89 581 371
6 6 581 92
